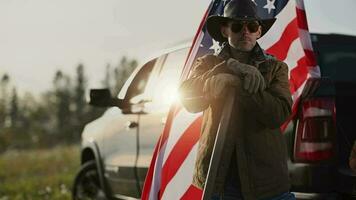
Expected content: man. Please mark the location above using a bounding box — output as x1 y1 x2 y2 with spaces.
179 0 295 199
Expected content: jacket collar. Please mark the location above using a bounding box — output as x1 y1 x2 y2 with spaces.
216 42 270 67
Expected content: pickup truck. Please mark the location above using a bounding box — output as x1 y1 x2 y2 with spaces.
286 34 356 199
71 33 356 200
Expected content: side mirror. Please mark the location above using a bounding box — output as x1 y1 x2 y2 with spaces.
89 89 124 108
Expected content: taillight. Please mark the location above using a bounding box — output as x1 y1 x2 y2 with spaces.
294 97 336 163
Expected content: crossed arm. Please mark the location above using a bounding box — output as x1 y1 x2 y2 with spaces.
179 54 292 129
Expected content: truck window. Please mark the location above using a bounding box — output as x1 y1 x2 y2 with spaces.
118 59 156 103
140 47 189 111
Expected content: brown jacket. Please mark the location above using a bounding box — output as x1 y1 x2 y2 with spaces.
179 44 292 200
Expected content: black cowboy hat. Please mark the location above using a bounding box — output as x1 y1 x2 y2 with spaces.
207 0 276 42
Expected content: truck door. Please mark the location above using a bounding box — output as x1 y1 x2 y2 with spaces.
102 58 159 198
132 47 190 192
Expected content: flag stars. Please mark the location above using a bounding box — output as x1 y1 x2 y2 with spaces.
263 0 276 14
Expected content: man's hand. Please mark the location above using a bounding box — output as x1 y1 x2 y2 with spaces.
203 73 240 99
227 58 266 94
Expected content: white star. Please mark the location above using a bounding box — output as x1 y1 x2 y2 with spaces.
209 39 221 54
263 0 276 14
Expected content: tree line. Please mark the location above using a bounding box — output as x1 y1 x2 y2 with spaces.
0 57 137 152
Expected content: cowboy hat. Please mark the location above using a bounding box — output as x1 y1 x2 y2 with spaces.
207 0 276 42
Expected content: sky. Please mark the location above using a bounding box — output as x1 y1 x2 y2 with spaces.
0 0 355 96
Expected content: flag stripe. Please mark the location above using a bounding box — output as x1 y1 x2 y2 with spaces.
141 135 162 200
161 143 199 199
296 7 309 30
258 0 296 49
159 116 203 199
298 29 313 50
162 110 201 164
149 140 168 200
145 105 182 200
289 56 309 93
180 184 203 200
284 38 305 73
159 105 182 150
303 49 317 66
265 17 298 61
292 78 308 102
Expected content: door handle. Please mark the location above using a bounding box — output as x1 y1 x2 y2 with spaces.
126 121 138 129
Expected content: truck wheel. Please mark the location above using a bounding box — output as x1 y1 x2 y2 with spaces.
72 160 107 200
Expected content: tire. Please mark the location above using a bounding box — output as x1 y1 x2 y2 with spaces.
72 160 107 200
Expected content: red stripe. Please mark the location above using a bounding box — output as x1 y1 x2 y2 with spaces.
181 184 203 200
304 49 317 66
143 104 181 199
141 135 162 200
266 18 298 61
141 104 185 199
159 116 203 199
296 7 309 30
289 56 309 94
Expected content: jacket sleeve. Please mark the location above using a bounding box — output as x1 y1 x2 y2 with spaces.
242 61 292 129
179 55 233 113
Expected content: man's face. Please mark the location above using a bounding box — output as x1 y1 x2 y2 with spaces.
221 20 262 51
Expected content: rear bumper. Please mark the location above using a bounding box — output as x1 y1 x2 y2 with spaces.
293 192 336 200
288 162 336 191
294 192 339 200
289 161 356 199
293 192 356 200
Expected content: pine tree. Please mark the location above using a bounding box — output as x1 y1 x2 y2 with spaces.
53 70 72 139
73 64 88 141
9 87 18 128
74 64 86 119
0 74 10 128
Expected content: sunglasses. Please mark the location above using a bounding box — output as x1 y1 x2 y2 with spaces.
230 21 260 33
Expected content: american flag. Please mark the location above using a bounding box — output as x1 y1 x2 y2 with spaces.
141 0 320 199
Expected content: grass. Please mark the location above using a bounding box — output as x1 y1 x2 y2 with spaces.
0 145 81 200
